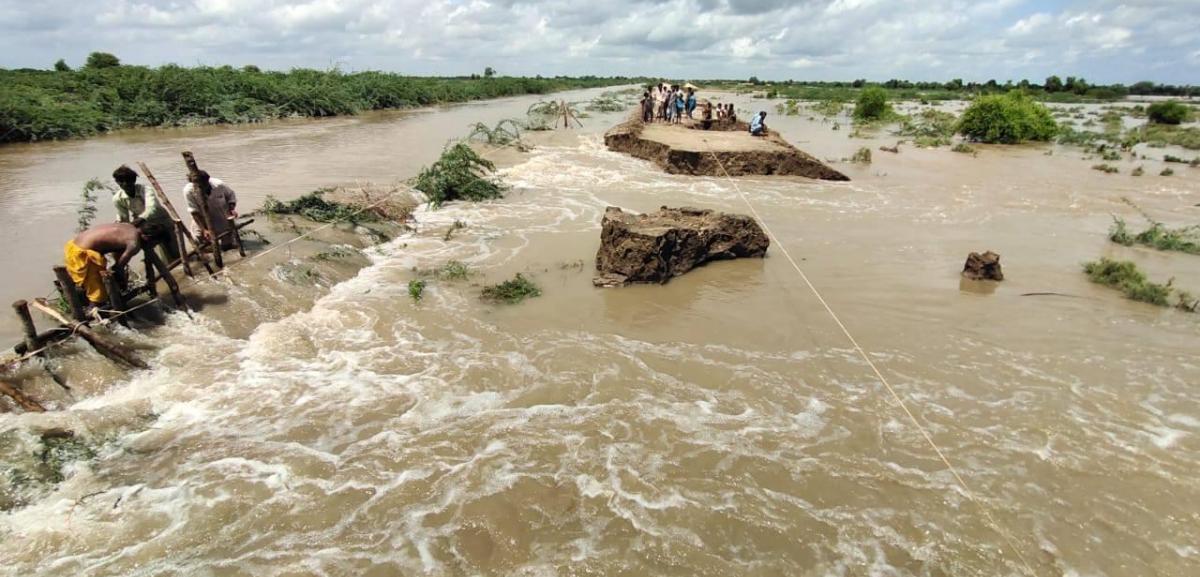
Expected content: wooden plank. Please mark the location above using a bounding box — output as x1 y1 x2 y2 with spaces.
30 299 149 370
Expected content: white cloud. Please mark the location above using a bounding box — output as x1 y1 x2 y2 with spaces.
1008 13 1050 36
0 0 1195 83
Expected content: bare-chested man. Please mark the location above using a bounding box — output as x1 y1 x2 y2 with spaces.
64 220 160 306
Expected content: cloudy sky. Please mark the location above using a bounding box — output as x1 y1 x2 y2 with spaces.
1 0 1197 83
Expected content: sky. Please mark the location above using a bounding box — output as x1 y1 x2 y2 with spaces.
1 0 1198 84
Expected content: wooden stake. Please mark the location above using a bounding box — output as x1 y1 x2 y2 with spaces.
30 299 149 370
143 246 188 311
227 216 246 257
174 223 194 277
13 300 39 352
0 379 44 412
102 271 128 327
52 266 87 322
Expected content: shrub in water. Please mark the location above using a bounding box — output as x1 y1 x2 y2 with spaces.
481 273 541 304
262 188 371 223
408 279 425 302
853 86 891 121
957 91 1057 144
414 143 506 208
850 147 872 163
1083 258 1171 307
1146 101 1192 125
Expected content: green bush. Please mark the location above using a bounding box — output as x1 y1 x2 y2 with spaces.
853 86 891 121
1083 258 1170 306
481 273 541 304
1111 217 1200 255
261 188 372 223
957 91 1057 144
408 279 426 302
413 143 506 208
0 63 638 143
1146 101 1192 125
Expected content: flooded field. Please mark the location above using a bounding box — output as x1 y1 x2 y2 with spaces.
1 88 1199 576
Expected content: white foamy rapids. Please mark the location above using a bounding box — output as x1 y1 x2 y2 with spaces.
4 135 1199 576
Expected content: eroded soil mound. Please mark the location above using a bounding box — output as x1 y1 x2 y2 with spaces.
604 117 848 181
594 206 769 287
962 251 1004 281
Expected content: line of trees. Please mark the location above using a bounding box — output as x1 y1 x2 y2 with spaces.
737 77 1199 99
0 53 640 144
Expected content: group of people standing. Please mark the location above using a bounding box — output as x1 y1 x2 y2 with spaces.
641 83 697 124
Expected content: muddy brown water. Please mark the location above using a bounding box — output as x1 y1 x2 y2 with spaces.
1 89 1199 576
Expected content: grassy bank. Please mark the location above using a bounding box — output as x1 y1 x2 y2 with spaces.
695 78 1200 104
0 58 640 143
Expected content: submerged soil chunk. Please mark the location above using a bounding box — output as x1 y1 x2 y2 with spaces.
962 251 1004 281
604 116 849 180
594 206 769 287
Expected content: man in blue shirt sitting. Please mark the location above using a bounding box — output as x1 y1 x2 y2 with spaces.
749 111 768 136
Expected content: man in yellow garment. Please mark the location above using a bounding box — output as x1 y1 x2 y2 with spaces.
64 220 158 307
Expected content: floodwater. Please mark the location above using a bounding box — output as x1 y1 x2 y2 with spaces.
1 88 1199 576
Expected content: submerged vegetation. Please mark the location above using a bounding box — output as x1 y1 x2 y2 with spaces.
481 273 541 304
1146 101 1194 125
896 109 957 147
852 86 895 123
467 119 526 149
408 279 426 302
1110 217 1200 255
524 100 584 131
957 91 1057 144
1131 124 1200 150
262 188 373 223
585 92 629 113
0 55 637 143
850 147 873 163
1083 258 1196 311
414 143 506 208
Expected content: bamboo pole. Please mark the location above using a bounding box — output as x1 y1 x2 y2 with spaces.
52 266 87 322
137 162 212 276
0 379 44 412
143 245 188 311
30 299 149 370
181 151 224 269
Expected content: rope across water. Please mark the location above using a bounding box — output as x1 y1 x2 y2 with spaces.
701 138 1040 577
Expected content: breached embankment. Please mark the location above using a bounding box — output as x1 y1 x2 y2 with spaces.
604 116 849 180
